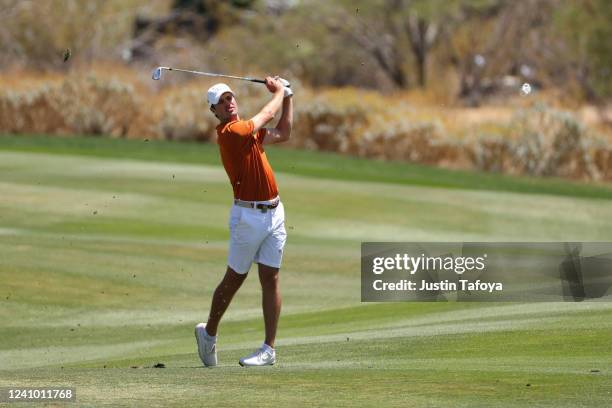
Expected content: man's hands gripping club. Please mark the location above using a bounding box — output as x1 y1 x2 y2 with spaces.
265 76 293 98
251 76 293 135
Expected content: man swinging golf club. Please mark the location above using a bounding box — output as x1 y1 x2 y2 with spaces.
195 76 293 367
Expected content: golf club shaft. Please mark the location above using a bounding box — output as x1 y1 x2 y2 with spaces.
165 68 266 84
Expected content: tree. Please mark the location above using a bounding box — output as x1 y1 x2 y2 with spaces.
129 0 256 60
321 0 426 88
554 0 612 99
324 0 497 89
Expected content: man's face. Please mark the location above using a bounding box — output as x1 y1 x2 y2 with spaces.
211 92 238 121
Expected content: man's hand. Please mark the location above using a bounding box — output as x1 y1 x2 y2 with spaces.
277 78 293 98
265 76 284 94
251 76 286 133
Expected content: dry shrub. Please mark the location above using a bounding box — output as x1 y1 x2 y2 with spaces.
58 76 140 137
158 89 215 142
468 104 604 180
509 105 598 179
291 89 466 169
0 87 68 134
0 73 141 137
358 118 464 167
293 90 608 178
590 140 612 180
468 135 514 173
292 97 369 153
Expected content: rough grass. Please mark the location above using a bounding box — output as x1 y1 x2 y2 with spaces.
0 136 611 407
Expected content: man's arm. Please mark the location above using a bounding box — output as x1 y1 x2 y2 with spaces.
263 95 293 145
250 77 284 133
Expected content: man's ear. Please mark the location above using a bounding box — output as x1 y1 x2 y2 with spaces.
210 105 219 119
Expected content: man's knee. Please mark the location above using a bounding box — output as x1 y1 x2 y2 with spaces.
258 264 280 290
221 266 247 289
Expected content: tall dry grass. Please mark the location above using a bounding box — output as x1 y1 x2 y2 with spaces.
1 67 611 181
0 73 140 137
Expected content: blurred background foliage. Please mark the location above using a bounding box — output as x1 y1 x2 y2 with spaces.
1 0 610 100
0 0 611 181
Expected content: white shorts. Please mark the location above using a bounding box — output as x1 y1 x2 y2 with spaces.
227 199 287 274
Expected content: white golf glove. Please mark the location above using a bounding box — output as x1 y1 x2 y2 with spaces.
278 77 293 98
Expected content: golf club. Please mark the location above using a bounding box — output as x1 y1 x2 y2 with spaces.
152 66 290 87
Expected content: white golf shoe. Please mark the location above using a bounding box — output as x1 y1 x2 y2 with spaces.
195 323 217 367
239 344 276 367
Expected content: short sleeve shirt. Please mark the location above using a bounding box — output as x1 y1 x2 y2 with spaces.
216 119 279 201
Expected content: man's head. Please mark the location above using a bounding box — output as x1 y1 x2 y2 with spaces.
207 83 238 122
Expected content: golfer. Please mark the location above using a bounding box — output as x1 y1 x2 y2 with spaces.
195 76 293 367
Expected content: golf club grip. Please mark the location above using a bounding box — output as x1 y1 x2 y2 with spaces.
251 78 291 87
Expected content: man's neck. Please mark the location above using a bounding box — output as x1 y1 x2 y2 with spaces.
220 114 240 126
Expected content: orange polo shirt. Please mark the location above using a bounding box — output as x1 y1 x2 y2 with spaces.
216 119 279 201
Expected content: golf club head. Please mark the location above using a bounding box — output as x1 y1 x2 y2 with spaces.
152 67 168 81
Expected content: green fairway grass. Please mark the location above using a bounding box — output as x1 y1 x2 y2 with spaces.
1 135 611 407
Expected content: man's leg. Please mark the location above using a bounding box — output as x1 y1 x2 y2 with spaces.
205 266 248 336
258 263 281 348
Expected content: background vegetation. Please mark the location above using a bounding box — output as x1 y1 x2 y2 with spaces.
1 0 611 181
